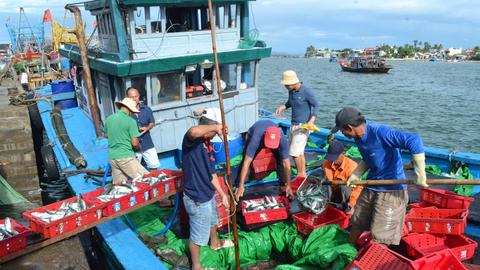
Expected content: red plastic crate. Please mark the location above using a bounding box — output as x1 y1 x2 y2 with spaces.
291 176 306 192
143 170 183 198
346 242 414 270
251 148 276 179
242 196 289 225
420 188 474 209
411 248 467 270
0 218 31 257
292 206 349 235
403 233 477 261
405 208 467 235
23 197 102 238
409 201 436 209
82 185 148 217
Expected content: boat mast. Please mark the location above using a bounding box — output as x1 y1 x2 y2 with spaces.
207 0 240 268
65 4 102 139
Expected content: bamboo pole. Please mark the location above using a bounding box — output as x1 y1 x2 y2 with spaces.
65 5 102 139
207 1 240 269
328 179 480 186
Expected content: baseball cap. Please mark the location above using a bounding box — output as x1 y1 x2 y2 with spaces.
325 140 344 161
264 126 281 149
331 107 363 133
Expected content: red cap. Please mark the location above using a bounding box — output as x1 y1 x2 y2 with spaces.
264 126 281 149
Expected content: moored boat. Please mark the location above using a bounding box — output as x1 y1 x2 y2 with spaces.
340 56 393 73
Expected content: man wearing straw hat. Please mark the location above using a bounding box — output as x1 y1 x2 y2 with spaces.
330 107 428 246
275 70 319 182
104 97 148 184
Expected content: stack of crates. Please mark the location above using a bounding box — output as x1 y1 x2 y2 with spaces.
402 188 476 264
347 188 475 270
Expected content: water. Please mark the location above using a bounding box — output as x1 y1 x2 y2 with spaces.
258 57 480 153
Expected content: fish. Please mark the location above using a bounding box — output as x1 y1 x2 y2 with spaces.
244 196 284 213
30 197 91 223
133 172 172 186
95 183 139 202
0 217 18 240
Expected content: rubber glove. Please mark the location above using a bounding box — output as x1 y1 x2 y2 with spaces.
347 160 368 188
412 153 428 188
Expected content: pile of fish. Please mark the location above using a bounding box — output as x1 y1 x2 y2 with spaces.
31 195 89 223
0 217 18 240
297 175 331 215
96 183 140 202
132 172 169 186
244 196 284 213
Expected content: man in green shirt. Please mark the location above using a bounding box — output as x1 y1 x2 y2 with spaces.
104 97 148 184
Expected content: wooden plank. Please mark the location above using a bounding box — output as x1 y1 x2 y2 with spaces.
0 191 175 263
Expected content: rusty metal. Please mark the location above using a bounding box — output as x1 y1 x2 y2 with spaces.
65 5 102 138
207 0 240 269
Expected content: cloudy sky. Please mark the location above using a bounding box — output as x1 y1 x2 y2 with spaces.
1 0 479 54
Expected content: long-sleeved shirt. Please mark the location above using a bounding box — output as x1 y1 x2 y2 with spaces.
356 120 424 191
284 84 319 125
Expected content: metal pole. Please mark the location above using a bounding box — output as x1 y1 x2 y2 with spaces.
65 5 102 138
207 1 240 269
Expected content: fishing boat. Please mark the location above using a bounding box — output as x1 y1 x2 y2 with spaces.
26 0 480 269
340 55 392 73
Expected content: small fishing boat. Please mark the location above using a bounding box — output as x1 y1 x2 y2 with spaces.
340 56 392 73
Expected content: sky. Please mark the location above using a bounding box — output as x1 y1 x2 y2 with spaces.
1 0 479 55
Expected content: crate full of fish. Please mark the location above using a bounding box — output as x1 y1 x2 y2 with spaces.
0 218 31 257
82 182 149 217
242 196 289 225
133 170 183 198
23 195 101 238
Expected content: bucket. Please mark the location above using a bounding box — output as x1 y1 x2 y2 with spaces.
52 80 77 109
212 133 244 165
60 58 70 71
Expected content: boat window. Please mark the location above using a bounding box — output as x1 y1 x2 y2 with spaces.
149 6 163 33
241 61 256 88
130 76 147 103
219 64 237 92
134 7 146 34
228 4 238 28
165 7 193 32
150 73 182 104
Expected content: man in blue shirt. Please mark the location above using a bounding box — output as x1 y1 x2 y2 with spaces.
275 70 319 180
235 120 293 201
127 87 161 171
330 107 427 246
182 108 230 270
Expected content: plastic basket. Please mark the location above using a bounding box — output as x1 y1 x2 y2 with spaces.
292 205 349 235
291 176 306 192
142 170 182 198
409 201 437 209
403 233 477 261
0 219 31 257
242 196 289 225
215 176 230 228
346 242 414 270
82 184 148 217
420 188 474 209
23 197 102 238
411 248 467 270
251 148 276 178
405 208 467 235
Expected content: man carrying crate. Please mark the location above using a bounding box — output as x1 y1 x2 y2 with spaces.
330 107 428 246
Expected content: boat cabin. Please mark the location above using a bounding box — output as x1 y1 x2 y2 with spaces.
60 0 271 153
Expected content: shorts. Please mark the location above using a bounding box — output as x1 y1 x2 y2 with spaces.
183 195 219 246
135 147 161 169
351 189 408 245
109 157 149 184
288 124 310 157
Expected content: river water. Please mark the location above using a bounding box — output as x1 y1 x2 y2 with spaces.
258 57 480 153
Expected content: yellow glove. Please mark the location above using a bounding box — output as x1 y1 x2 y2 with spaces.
300 123 320 132
413 153 428 188
347 160 368 188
